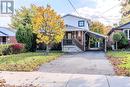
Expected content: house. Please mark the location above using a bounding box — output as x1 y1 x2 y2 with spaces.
0 27 17 44
108 22 130 46
62 14 107 52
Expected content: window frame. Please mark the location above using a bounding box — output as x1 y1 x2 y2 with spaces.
78 20 85 27
123 29 130 40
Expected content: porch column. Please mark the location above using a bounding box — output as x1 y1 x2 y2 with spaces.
104 38 107 52
83 31 86 51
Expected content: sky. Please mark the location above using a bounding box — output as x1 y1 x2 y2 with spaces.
0 0 122 27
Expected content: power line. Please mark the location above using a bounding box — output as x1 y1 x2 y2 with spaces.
67 0 125 21
102 2 121 15
67 0 80 16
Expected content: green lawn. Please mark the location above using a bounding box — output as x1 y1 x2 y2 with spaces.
0 52 63 71
107 51 130 75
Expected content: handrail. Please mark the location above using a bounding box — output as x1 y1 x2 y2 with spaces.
72 38 84 51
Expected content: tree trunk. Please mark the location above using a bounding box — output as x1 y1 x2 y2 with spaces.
46 44 49 55
116 42 118 50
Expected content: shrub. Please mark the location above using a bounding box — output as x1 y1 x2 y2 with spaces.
0 44 11 56
118 32 128 49
9 43 25 54
16 28 33 52
51 43 62 50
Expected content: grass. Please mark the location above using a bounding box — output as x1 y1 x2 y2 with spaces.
0 51 63 71
107 51 130 76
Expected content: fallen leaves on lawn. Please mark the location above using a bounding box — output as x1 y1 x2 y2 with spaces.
107 56 130 76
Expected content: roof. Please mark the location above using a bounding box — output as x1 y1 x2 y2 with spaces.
65 24 87 31
62 14 90 21
86 30 107 38
0 27 16 36
0 31 8 36
116 22 130 29
65 24 107 38
108 22 130 35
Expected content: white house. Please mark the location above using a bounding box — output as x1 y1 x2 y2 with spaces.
62 14 107 52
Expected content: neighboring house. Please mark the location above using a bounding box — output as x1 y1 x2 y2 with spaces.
108 22 130 46
62 14 107 52
0 27 17 44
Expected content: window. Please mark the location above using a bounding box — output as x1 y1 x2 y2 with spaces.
123 29 130 40
78 20 85 27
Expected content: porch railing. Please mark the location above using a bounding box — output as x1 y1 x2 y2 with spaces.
63 39 74 45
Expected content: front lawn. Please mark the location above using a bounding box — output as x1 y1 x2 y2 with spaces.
0 52 63 71
107 51 130 76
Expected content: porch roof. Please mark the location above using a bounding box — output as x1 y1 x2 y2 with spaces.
0 27 16 36
0 31 8 36
86 30 107 38
65 25 87 31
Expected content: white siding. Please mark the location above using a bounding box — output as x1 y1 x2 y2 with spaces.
63 15 89 30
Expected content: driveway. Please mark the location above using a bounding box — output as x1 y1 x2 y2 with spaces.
38 51 115 75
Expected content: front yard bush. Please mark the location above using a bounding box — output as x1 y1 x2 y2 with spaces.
9 43 25 54
0 44 11 56
0 43 25 56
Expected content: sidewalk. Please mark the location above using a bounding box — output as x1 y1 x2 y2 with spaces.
0 71 130 87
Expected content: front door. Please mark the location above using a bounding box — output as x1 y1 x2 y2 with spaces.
65 32 72 39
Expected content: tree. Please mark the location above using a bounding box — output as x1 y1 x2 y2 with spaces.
118 32 128 49
89 21 107 47
113 33 122 50
10 5 37 51
120 0 130 24
90 21 107 35
32 5 65 53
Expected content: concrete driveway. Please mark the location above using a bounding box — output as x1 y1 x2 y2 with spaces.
38 51 115 75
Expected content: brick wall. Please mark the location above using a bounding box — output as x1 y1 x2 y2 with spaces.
7 36 17 44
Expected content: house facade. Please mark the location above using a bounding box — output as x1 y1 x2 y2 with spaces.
0 27 17 44
108 22 130 46
62 14 107 52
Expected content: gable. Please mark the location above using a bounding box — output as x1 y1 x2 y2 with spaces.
108 22 130 35
62 14 89 30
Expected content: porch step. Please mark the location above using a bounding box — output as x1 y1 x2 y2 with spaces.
62 45 82 52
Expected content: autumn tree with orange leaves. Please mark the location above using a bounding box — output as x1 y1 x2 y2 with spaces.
32 5 65 53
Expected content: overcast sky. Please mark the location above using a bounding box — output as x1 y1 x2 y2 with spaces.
0 0 122 27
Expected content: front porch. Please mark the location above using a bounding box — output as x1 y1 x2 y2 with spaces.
62 25 107 52
62 31 85 52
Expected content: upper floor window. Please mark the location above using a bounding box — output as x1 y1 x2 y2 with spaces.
123 29 130 40
78 20 85 27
